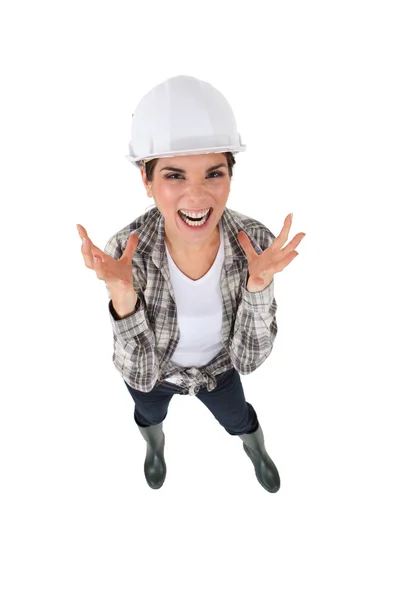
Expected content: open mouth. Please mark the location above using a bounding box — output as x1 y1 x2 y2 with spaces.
177 208 212 228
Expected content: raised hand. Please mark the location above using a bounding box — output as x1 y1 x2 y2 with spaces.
76 224 139 291
237 213 306 293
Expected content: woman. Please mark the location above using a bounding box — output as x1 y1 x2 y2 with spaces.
76 75 306 493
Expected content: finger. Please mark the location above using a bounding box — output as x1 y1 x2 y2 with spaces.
76 224 105 256
76 224 90 242
81 233 104 258
80 235 104 270
275 250 298 272
77 224 94 268
76 223 85 237
80 236 107 271
237 231 257 260
92 252 130 285
122 233 139 261
269 213 293 252
92 254 107 280
279 232 306 258
81 238 94 269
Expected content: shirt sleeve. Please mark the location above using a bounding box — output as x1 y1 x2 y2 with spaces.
229 228 278 374
103 233 160 390
229 279 278 374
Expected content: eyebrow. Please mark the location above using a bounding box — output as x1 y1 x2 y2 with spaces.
159 163 227 174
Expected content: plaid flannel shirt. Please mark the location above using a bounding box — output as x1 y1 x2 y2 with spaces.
103 206 278 396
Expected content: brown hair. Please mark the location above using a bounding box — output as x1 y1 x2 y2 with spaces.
142 151 236 182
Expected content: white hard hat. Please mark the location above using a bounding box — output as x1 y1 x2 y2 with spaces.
126 75 246 168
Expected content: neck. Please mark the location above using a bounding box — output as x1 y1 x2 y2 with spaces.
166 225 220 257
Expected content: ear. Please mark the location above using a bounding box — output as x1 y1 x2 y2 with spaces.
140 167 148 187
140 167 153 198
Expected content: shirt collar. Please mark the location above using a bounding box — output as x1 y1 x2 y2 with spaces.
133 207 262 270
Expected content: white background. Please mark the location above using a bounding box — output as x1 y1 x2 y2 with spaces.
1 1 399 598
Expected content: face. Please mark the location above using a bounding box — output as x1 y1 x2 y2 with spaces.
140 153 231 254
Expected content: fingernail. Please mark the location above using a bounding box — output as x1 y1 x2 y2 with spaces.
82 238 87 245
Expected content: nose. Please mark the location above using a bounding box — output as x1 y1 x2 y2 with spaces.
183 180 209 201
186 180 205 191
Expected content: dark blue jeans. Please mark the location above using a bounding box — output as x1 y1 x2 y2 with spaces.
123 367 259 436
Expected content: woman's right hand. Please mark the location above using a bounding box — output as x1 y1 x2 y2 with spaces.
76 224 139 293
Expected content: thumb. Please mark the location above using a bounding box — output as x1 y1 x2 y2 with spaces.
237 230 252 254
122 233 139 260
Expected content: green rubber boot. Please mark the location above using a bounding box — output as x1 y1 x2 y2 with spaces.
137 422 167 489
239 424 280 493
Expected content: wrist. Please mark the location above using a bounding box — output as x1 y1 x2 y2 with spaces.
111 295 138 319
107 282 136 297
108 285 138 319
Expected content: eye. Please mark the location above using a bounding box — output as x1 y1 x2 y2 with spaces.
164 171 224 180
165 173 183 180
207 171 224 178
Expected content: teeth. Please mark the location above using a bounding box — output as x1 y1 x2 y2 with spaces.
179 208 210 218
178 209 210 227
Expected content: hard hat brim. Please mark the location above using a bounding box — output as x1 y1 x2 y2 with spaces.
126 144 246 168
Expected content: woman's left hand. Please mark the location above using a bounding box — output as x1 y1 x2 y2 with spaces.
237 213 306 293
